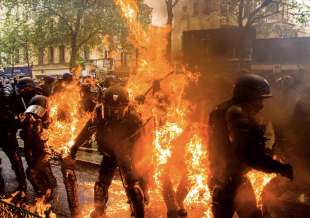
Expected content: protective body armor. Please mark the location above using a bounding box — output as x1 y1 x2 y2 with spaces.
208 99 286 218
72 105 145 218
0 84 26 192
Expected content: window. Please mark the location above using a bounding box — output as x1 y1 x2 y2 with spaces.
23 48 28 64
269 2 280 14
59 46 65 64
204 0 217 15
48 47 54 64
193 0 199 16
15 49 20 64
38 48 44 65
84 47 90 60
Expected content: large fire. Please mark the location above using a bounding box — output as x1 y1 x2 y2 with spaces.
43 81 91 157
113 1 276 217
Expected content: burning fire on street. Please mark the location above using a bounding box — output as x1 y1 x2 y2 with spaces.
111 0 278 217
0 1 282 218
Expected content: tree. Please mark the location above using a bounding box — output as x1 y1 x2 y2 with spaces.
2 0 151 68
0 8 34 74
221 0 300 69
165 0 180 61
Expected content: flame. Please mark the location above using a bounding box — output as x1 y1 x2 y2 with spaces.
184 131 213 218
114 0 213 216
42 81 91 157
1 192 56 217
247 170 276 208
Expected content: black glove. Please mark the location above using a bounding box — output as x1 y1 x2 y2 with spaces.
279 163 293 180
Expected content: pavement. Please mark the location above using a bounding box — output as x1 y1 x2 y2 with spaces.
0 148 212 218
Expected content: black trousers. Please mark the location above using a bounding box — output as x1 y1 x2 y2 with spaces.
211 176 263 218
0 129 26 190
93 154 144 218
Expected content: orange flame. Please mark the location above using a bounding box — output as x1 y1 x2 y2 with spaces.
247 170 276 208
43 81 91 157
111 1 275 217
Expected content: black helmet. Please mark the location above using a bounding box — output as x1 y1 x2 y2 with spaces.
102 86 129 120
25 95 48 118
233 74 272 102
16 77 35 90
44 76 55 84
102 85 129 107
62 72 73 82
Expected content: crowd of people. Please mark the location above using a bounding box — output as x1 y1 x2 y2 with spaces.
0 70 309 218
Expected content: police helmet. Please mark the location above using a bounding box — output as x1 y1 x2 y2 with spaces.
62 72 73 82
25 95 48 118
102 85 129 107
16 77 36 90
233 74 272 102
102 86 129 120
44 76 56 84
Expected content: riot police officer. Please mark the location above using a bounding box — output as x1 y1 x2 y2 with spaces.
0 81 27 193
54 72 74 94
21 95 57 201
71 85 145 218
208 74 294 218
40 76 56 97
13 77 39 114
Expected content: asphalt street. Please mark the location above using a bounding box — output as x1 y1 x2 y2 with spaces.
0 149 211 218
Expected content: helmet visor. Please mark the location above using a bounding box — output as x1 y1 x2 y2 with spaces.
25 105 47 118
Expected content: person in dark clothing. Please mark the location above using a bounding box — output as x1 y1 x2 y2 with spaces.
20 95 57 202
0 82 27 193
13 77 39 114
208 74 293 218
53 72 73 94
71 85 146 218
40 76 56 97
80 83 96 113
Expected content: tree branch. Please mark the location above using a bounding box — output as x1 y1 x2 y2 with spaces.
250 11 280 25
77 28 100 49
35 2 73 32
172 0 180 8
246 0 273 27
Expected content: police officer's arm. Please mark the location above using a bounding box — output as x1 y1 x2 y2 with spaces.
226 106 292 177
70 119 94 159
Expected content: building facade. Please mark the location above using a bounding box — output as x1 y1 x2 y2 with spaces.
171 0 308 58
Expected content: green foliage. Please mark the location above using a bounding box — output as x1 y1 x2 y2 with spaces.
0 0 152 67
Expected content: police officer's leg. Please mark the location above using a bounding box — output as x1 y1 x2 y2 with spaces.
210 178 238 218
2 135 26 191
119 159 144 218
41 160 57 203
234 178 263 218
162 166 178 218
91 155 117 217
175 173 190 217
27 167 46 197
